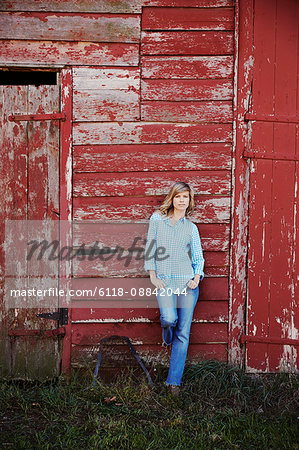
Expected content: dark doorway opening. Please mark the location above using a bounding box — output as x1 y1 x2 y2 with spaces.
0 70 57 86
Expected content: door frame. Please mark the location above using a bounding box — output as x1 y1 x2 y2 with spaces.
0 66 72 377
229 0 254 367
59 68 73 375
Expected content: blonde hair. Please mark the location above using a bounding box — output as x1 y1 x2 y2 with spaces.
159 182 195 217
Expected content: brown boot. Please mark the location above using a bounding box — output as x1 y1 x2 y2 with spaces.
169 385 180 397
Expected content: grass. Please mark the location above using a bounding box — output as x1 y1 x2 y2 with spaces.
0 360 298 449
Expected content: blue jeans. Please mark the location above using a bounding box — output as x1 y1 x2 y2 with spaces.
156 286 199 386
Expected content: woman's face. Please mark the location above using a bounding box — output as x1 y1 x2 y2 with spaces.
172 190 190 213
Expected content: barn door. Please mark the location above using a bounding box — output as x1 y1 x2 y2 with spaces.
0 70 65 379
242 0 299 372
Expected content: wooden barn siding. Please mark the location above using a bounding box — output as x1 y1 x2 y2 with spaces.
0 0 234 370
70 2 234 368
245 0 299 372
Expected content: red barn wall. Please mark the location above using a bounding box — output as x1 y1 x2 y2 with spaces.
0 0 235 373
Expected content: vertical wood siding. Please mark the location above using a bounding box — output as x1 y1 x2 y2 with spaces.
245 0 299 372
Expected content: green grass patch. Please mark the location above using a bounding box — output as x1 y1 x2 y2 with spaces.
0 360 298 449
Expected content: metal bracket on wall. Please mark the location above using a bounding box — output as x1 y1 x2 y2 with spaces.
8 112 66 122
240 334 299 346
36 308 69 326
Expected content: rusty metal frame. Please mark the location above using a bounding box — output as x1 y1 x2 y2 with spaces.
9 112 66 122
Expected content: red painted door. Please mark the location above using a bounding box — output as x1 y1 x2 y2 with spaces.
0 73 63 379
244 0 299 372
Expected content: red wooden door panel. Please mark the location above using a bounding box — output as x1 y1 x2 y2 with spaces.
0 79 62 379
244 0 299 372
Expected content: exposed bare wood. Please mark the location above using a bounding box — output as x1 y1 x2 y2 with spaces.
141 79 233 101
72 250 229 277
73 196 231 223
73 171 231 197
141 31 234 55
72 222 230 251
141 56 234 79
0 0 142 13
73 143 232 172
142 0 234 6
0 40 139 66
0 12 140 43
73 67 140 122
70 277 229 301
71 300 228 322
71 322 228 345
73 122 232 145
141 101 233 122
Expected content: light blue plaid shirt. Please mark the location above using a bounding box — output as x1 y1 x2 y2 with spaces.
144 212 205 292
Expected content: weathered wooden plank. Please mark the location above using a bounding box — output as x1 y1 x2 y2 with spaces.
26 86 60 290
0 40 139 66
73 196 231 222
73 67 140 122
141 31 234 55
27 85 60 219
0 12 140 42
0 85 28 376
73 250 228 277
71 322 228 345
142 7 234 30
73 170 231 197
246 0 299 373
294 158 299 358
72 222 230 252
141 101 233 122
73 67 140 90
73 90 140 122
251 1 276 116
19 83 60 379
71 300 228 322
70 276 228 301
0 0 235 13
142 0 234 6
0 0 142 13
141 80 233 101
0 83 61 379
208 266 228 277
269 0 299 373
73 122 232 145
269 160 296 371
71 343 228 369
141 55 234 79
198 223 230 251
73 143 232 172
274 1 298 118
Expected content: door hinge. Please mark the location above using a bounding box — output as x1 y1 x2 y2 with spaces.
8 327 65 337
36 308 68 326
242 149 299 161
244 112 299 124
9 112 66 122
240 334 299 346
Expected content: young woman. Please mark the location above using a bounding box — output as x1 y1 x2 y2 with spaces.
144 182 205 395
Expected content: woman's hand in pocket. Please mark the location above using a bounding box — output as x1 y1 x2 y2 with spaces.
149 272 166 290
187 274 200 289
